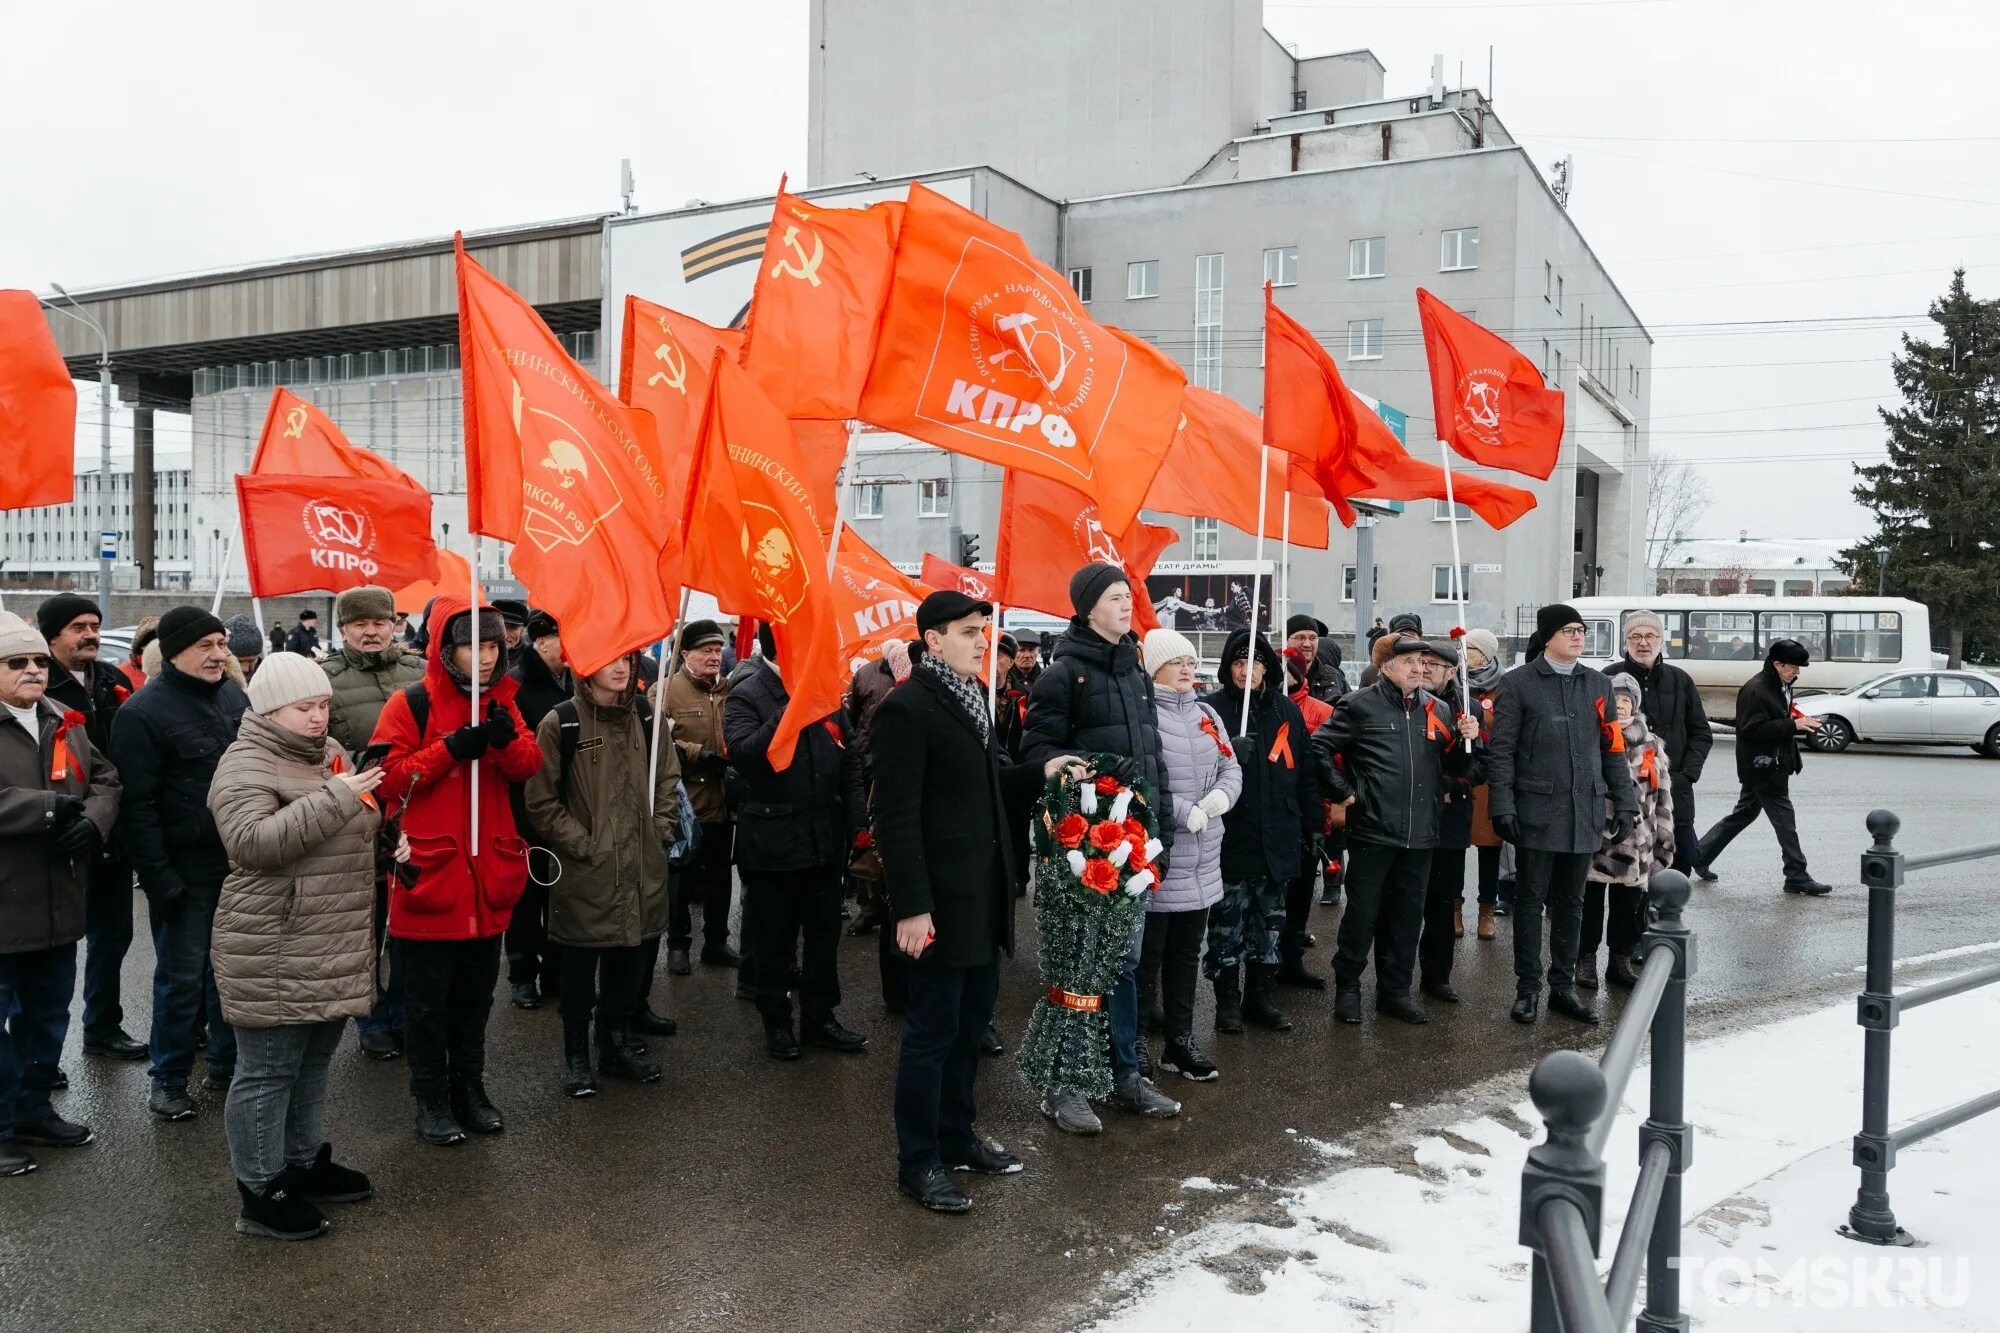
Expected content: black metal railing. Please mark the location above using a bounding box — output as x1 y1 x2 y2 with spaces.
1519 870 1695 1333
1841 809 2000 1246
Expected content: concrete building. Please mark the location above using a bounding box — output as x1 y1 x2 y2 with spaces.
0 463 195 589
1653 536 1854 597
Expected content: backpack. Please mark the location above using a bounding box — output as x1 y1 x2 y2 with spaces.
550 697 701 867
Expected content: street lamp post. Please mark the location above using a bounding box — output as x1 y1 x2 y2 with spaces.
1875 548 1888 597
44 284 113 605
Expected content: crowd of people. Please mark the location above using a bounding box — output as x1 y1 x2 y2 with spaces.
0 567 1838 1226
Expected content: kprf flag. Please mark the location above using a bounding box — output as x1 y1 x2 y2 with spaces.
457 236 680 675
741 182 904 421
994 471 1178 634
919 552 996 602
857 183 1184 532
1148 386 1330 549
0 290 79 510
685 351 844 769
237 474 437 597
1417 288 1564 480
833 526 934 673
1265 290 1535 529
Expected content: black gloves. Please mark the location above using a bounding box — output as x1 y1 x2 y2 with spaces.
1302 833 1326 868
1605 811 1633 845
482 704 518 749
147 879 189 922
1096 756 1143 786
56 817 99 857
696 746 722 766
444 722 490 762
48 793 87 828
1492 813 1522 845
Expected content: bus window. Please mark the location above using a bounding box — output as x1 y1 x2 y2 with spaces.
1660 611 1686 657
1760 610 1827 661
1831 612 1902 663
1584 618 1618 659
1685 611 1755 661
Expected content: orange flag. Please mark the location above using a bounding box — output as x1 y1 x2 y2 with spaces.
1417 288 1565 480
919 552 997 602
395 548 478 614
236 474 438 597
741 182 904 421
251 387 412 483
1265 289 1536 529
857 183 1184 532
0 291 79 510
685 352 843 768
994 471 1178 632
1148 386 1330 549
457 236 679 675
833 526 934 673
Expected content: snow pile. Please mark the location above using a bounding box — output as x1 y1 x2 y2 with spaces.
1089 980 2000 1331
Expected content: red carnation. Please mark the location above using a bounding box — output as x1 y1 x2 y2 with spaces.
1080 858 1119 894
1094 775 1122 796
1088 821 1127 853
1055 814 1089 849
1122 817 1146 841
1449 626 1467 639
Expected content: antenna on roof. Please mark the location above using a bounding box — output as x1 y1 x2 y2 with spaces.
620 159 636 215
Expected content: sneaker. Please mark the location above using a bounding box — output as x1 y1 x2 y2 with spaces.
11 1117 92 1149
509 981 541 1010
944 1137 1024 1175
148 1086 197 1122
977 1023 1004 1058
1157 1035 1220 1082
1109 1072 1182 1119
203 1067 234 1092
0 1142 35 1176
234 1177 328 1242
449 1079 504 1134
1040 1086 1103 1136
414 1096 467 1146
291 1142 372 1203
1784 880 1834 897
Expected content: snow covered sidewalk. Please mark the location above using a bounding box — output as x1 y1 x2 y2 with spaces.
1085 978 2000 1331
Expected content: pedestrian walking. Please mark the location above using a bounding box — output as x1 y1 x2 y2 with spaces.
524 652 680 1099
1693 638 1831 894
0 612 120 1176
1610 611 1713 877
1486 604 1639 1026
208 652 390 1239
661 619 738 983
1139 627 1239 1083
505 609 571 1010
1580 673 1674 990
370 597 543 1145
107 606 250 1121
872 591 1070 1212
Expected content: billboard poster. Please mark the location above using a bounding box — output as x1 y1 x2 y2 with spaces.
1145 569 1274 633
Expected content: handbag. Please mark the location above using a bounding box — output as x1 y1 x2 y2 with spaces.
666 784 702 867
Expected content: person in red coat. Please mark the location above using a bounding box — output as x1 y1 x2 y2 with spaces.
370 596 541 1146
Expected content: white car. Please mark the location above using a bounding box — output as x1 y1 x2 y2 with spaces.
1795 669 2000 757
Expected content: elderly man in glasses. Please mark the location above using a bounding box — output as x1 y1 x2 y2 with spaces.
1486 603 1639 1027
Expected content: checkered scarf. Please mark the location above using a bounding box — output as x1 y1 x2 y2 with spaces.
919 652 991 745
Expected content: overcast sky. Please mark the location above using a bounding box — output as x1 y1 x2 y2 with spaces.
5 0 1996 545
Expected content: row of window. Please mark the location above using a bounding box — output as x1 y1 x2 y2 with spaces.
189 332 598 397
1580 611 1904 664
1336 564 1474 604
1068 227 1481 308
849 478 951 520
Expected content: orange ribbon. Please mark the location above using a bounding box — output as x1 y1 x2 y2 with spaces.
331 752 379 811
49 737 74 784
1638 746 1661 791
1267 722 1294 769
1596 697 1627 754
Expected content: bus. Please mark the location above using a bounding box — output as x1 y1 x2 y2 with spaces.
1572 595 1932 722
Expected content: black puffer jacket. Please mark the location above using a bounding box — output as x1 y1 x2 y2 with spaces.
1732 660 1804 783
1610 654 1713 821
1313 676 1478 851
106 662 249 896
509 648 573 732
723 659 866 874
1204 633 1317 885
1021 619 1169 833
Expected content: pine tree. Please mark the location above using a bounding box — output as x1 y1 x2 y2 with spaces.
1842 269 2000 666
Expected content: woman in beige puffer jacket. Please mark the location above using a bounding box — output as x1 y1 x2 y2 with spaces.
207 652 395 1241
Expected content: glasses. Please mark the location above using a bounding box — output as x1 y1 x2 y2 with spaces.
1555 625 1587 637
2 655 51 671
1167 657 1197 669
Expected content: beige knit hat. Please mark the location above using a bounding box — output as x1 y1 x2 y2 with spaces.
245 651 332 715
0 611 50 661
1142 627 1198 678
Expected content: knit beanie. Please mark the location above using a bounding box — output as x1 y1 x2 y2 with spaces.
0 611 50 661
881 638 913 684
1141 627 1197 678
157 606 227 662
1067 562 1128 618
224 614 264 658
35 593 99 642
1621 609 1665 639
245 652 331 715
1461 627 1502 667
1608 671 1644 712
1536 603 1583 642
1284 613 1318 638
335 585 396 626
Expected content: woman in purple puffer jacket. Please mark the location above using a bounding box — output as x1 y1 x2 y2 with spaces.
1137 628 1242 1083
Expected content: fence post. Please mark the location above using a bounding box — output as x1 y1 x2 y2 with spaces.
1842 809 1914 1246
1638 869 1695 1333
1520 1050 1608 1332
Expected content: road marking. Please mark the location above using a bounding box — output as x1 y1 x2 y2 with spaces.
1851 939 2000 972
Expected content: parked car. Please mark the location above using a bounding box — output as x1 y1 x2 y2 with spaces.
1794 669 2000 756
99 627 135 667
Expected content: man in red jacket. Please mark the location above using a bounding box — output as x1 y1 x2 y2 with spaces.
371 597 542 1146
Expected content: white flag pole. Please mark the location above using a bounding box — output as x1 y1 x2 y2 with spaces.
646 586 694 801
1241 445 1272 736
1438 438 1472 725
469 534 481 854
1278 487 1293 654
210 509 244 616
987 602 1005 718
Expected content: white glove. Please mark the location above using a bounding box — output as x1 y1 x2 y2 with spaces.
1197 789 1229 820
1184 805 1209 835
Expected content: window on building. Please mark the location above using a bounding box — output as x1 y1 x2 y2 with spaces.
1543 338 1553 378
1432 564 1471 604
1440 227 1479 271
1068 267 1093 303
1192 517 1219 561
1556 274 1564 313
1194 253 1224 391
1346 318 1384 360
1263 245 1299 288
1340 565 1379 603
1348 237 1385 280
852 482 884 518
1433 500 1471 522
1545 260 1553 303
918 478 950 518
1292 88 1307 111
1782 579 1814 597
1747 579 1776 596
1127 260 1159 300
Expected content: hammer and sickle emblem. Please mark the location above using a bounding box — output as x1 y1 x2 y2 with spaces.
769 225 824 287
648 338 688 395
282 406 308 439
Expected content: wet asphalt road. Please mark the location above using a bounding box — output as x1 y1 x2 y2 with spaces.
4 737 1998 1333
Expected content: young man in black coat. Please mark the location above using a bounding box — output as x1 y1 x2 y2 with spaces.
1610 610 1713 876
872 591 1084 1213
1693 638 1831 895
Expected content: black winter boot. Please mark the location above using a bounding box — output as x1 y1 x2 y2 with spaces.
1212 966 1245 1034
1333 986 1364 1024
449 1077 504 1134
561 1021 597 1098
598 1027 663 1083
1275 953 1328 990
1243 964 1293 1032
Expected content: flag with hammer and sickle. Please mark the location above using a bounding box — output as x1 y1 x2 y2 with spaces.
250 387 413 483
740 180 904 422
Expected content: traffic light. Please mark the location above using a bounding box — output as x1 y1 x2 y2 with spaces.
959 533 981 566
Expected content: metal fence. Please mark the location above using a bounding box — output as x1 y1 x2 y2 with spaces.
1518 870 1695 1333
1841 809 2000 1246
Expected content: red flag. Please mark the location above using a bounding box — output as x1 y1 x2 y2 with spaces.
1149 386 1330 549
1265 289 1535 529
857 183 1184 532
457 237 679 675
394 548 478 614
833 526 934 672
251 388 412 483
994 471 1178 631
236 474 438 598
1417 288 1565 480
685 352 844 768
0 291 79 510
741 181 904 420
919 552 996 602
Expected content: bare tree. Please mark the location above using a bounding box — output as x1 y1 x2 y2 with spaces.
1709 563 1753 596
1646 452 1711 579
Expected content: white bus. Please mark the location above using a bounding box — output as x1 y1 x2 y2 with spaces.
1573 595 1932 722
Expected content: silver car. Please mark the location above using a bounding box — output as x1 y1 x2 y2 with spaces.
1795 669 2000 757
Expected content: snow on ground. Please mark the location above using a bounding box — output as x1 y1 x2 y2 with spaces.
1087 979 2000 1332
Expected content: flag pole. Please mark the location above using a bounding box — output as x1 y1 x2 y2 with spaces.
210 508 244 616
250 598 265 641
987 602 1004 718
469 534 481 854
824 423 854 580
1438 438 1471 728
1241 445 1272 735
1278 488 1293 653
647 586 693 800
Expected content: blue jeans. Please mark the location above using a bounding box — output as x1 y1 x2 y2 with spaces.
148 883 236 1088
1107 916 1144 1082
0 945 75 1138
893 960 999 1174
82 859 135 1040
224 1020 345 1191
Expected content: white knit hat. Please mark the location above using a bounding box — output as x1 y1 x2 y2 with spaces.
0 611 49 662
245 651 332 715
1142 627 1198 678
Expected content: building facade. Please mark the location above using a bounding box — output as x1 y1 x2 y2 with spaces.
0 465 195 589
1653 537 1853 597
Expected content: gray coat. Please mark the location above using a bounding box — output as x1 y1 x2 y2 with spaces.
1486 657 1640 854
1150 688 1242 914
